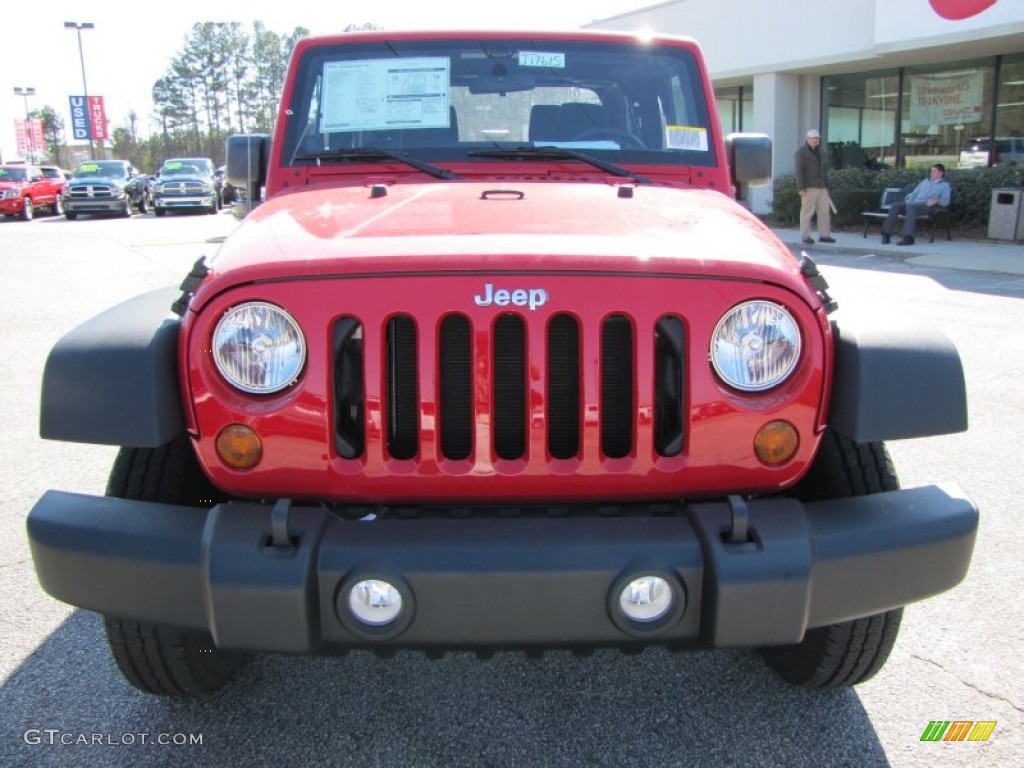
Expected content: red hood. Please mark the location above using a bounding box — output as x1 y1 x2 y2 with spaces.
199 180 810 307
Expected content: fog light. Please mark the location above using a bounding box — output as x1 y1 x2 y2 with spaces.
619 576 673 623
349 579 403 626
754 420 799 466
216 424 262 469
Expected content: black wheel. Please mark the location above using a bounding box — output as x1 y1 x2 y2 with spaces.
104 617 246 698
759 430 903 688
102 436 245 696
52 196 64 216
121 199 133 217
154 207 166 217
20 198 34 221
64 210 78 220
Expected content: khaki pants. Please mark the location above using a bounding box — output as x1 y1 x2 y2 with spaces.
799 187 831 239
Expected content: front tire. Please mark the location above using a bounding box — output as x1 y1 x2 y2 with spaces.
759 430 904 688
104 617 246 698
102 436 245 696
20 198 34 221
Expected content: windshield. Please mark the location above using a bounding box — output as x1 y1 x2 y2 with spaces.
160 160 212 176
0 167 29 182
284 36 715 169
74 162 128 178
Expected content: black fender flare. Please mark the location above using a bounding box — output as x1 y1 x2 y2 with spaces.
40 287 185 447
827 309 967 442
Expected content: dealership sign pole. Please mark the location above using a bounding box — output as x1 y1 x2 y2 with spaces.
64 21 96 159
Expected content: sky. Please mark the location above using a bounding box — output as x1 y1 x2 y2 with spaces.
2 0 653 164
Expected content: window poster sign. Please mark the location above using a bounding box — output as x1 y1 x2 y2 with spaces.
319 58 451 133
909 72 984 125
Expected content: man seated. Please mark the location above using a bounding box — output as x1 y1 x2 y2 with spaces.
881 163 953 246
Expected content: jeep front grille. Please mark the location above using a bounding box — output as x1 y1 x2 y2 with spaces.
332 312 686 463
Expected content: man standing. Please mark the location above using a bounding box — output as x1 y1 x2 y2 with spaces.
881 164 953 246
794 128 835 245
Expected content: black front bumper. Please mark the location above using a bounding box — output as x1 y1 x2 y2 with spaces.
27 485 977 653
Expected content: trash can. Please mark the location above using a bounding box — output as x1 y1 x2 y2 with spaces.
988 188 1024 241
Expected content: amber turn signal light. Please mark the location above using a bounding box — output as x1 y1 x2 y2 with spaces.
754 421 799 466
216 424 262 469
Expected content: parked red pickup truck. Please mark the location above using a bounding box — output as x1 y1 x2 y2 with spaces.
0 164 64 220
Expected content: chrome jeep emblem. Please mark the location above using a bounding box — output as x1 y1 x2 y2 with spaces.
474 283 548 311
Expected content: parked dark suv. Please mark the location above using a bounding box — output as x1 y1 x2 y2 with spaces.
62 160 148 219
153 158 220 216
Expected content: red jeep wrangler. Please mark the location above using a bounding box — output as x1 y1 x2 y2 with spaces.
28 30 977 696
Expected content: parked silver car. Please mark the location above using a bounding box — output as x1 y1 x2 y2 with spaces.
958 136 1024 168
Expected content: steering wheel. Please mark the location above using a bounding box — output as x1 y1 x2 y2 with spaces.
571 129 646 149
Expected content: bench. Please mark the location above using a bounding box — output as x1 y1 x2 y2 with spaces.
862 186 953 243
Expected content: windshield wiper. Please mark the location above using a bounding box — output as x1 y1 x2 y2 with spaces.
292 147 460 180
467 147 652 184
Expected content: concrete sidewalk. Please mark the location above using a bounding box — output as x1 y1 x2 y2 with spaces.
771 226 1024 276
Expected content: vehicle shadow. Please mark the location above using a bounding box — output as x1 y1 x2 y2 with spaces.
0 610 890 768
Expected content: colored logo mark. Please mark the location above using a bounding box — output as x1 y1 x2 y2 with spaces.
920 720 997 742
928 0 997 20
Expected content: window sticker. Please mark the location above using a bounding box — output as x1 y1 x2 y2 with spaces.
78 163 100 173
163 161 184 170
320 57 451 133
665 126 709 151
518 52 566 69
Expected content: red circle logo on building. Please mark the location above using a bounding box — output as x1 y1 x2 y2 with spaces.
928 0 997 20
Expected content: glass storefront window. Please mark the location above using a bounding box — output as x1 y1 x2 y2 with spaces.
824 71 898 169
715 86 753 134
902 58 994 171
992 54 1024 166
824 56 1018 171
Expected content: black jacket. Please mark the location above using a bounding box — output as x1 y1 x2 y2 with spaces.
794 143 828 191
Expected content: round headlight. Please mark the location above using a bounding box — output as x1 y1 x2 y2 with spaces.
213 302 306 394
710 301 801 392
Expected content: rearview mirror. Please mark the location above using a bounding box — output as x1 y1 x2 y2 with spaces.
468 73 536 95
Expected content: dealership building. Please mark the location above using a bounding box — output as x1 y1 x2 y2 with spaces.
587 0 1024 212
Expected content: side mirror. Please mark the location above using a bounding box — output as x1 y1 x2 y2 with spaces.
226 134 270 219
725 132 772 202
226 134 269 190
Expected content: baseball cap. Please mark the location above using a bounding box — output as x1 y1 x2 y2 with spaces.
806 129 821 138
